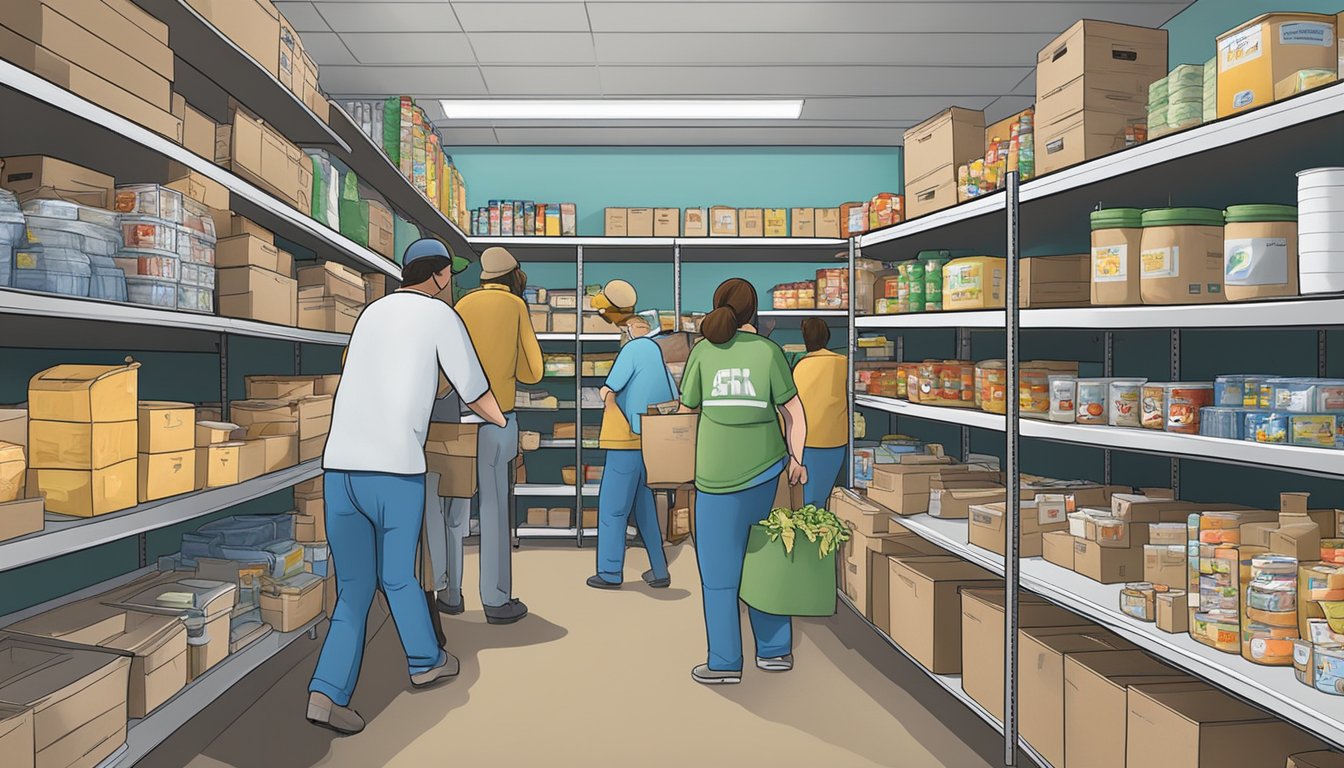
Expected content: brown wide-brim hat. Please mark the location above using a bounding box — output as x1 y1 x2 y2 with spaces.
479 246 520 280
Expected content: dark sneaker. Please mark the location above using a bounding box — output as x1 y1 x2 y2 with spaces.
756 654 794 672
306 692 365 735
587 575 621 590
691 664 741 685
410 650 460 688
436 595 464 615
483 598 528 625
642 569 671 588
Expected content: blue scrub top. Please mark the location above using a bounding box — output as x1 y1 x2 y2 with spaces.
605 336 678 435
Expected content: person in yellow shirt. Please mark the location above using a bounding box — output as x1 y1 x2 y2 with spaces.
793 318 848 509
435 247 543 625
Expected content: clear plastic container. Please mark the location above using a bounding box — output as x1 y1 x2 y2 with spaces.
22 198 80 220
115 184 183 223
177 284 214 314
125 275 177 308
180 198 216 239
118 251 178 280
1245 411 1289 443
0 209 25 244
178 229 215 266
1319 381 1344 412
89 262 127 301
1048 375 1076 423
179 261 215 288
1075 378 1113 425
1290 414 1341 449
12 245 91 296
0 242 12 287
26 218 121 257
120 216 179 255
1109 379 1146 428
77 205 119 229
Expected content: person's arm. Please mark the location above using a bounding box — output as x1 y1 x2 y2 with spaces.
779 395 808 487
436 304 505 427
515 300 544 385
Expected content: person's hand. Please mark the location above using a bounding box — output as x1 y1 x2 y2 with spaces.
787 456 807 487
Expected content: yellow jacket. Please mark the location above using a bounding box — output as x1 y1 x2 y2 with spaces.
794 349 847 448
454 283 543 411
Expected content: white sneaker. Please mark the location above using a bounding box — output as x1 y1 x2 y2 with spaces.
691 664 741 685
756 654 794 672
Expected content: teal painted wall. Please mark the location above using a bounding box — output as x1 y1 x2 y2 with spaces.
1165 0 1343 66
447 147 902 237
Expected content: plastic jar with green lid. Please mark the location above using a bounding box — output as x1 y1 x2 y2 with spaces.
1139 207 1226 305
919 251 950 311
1090 208 1144 306
1223 204 1298 301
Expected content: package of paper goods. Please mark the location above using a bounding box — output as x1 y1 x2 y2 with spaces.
99 575 238 682
739 511 842 617
6 598 188 719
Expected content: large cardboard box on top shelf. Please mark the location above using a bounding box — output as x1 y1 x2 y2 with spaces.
0 704 32 768
902 107 984 218
1034 20 1168 175
815 208 841 238
960 588 1094 723
183 0 281 77
653 208 679 237
1018 626 1138 768
1126 681 1326 767
1216 13 1339 118
790 208 815 237
0 632 132 768
217 266 298 327
888 556 999 674
215 109 313 213
1063 650 1192 768
604 208 628 237
0 155 114 209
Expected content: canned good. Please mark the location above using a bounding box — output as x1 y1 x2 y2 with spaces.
977 361 1006 413
1109 379 1146 428
1048 375 1076 423
1019 368 1051 418
1141 383 1169 429
1166 383 1213 434
1075 378 1112 425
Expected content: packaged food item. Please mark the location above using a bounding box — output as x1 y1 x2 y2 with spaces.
120 216 179 254
1139 208 1226 305
1048 375 1076 423
1214 374 1273 408
1192 609 1241 653
920 252 950 311
1313 643 1344 695
115 184 183 223
1090 208 1144 305
1291 414 1341 449
1223 204 1298 301
1019 368 1051 419
1075 378 1112 425
1141 383 1168 429
1109 379 1147 428
977 361 1006 413
1120 582 1161 621
1245 411 1289 444
942 256 1005 311
1321 539 1344 565
1242 621 1297 666
1165 383 1213 434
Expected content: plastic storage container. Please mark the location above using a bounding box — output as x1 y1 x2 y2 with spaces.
87 256 127 301
180 198 216 238
1297 168 1344 295
1075 378 1113 425
1139 208 1226 305
12 245 91 296
1090 208 1143 305
1223 204 1298 301
115 185 183 223
1109 379 1147 428
1048 375 1076 423
1245 411 1289 444
25 218 121 258
1165 383 1214 434
1141 383 1169 429
125 275 177 308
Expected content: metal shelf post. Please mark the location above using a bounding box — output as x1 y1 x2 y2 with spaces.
576 244 585 548
847 238 857 486
673 242 683 331
1003 171 1022 767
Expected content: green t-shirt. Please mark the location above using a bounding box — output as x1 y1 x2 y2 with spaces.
681 331 798 494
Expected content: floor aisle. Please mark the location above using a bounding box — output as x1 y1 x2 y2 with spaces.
141 542 1017 768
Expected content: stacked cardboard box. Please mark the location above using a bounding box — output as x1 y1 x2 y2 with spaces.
293 475 324 544
276 11 328 122
903 108 984 218
887 555 999 673
297 262 365 333
0 705 32 768
29 362 140 517
1034 20 1167 175
136 401 196 503
1216 12 1340 119
239 375 334 463
214 107 313 214
195 419 243 489
0 0 181 140
216 231 297 326
0 408 42 543
98 572 237 681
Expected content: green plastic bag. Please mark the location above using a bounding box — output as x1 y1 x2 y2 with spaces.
382 97 400 168
739 524 837 617
338 171 370 247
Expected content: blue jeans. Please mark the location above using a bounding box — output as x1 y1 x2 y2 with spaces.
310 470 442 707
595 449 669 584
802 446 847 509
694 459 792 671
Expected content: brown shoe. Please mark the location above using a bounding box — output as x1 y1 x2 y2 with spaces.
307 692 365 735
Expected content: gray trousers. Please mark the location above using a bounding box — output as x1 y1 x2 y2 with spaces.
425 414 517 608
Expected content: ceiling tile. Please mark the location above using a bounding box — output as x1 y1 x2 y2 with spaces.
451 2 590 32
468 33 596 64
294 32 358 66
320 66 489 97
593 32 1055 66
439 127 500 145
311 1 462 33
598 66 1034 97
339 32 477 64
480 66 602 95
275 2 329 32
800 96 996 121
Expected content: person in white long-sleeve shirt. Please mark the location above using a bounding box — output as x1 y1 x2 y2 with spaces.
307 239 506 735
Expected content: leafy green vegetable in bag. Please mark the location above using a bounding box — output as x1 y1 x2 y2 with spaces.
759 504 850 559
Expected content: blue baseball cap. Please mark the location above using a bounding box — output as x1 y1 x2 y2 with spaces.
403 238 469 274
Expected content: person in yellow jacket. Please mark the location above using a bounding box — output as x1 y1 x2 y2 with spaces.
793 318 848 508
434 246 543 625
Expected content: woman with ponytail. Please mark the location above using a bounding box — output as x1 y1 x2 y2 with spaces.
679 278 808 685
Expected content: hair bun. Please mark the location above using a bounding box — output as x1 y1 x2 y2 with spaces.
700 306 738 344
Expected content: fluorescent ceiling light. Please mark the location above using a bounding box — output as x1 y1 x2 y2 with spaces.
438 99 804 120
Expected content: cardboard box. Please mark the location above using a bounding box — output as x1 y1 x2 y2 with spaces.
366 200 394 259
682 207 707 237
888 556 999 673
0 633 131 768
831 488 895 536
547 508 571 528
196 442 242 488
1269 492 1324 562
260 572 323 632
1290 752 1344 768
1036 20 1168 100
0 704 32 768
1043 530 1076 569
1157 590 1189 633
1020 255 1091 308
528 309 549 333
297 261 365 303
815 208 840 238
363 273 387 304
961 588 1093 722
137 401 195 454
790 208 815 237
604 207 628 237
217 266 298 327
928 478 1008 520
216 235 289 275
738 208 763 237
841 532 942 633
220 215 273 243
864 456 957 516
29 362 140 424
904 170 960 219
36 457 136 516
164 162 229 210
0 442 22 503
0 155 114 209
297 296 362 333
1144 544 1187 588
251 434 297 474
243 376 314 401
902 107 985 188
38 0 171 75
1019 627 1137 768
136 450 194 502
181 101 216 159
1035 86 1146 175
7 599 188 719
763 208 788 237
28 419 136 470
626 207 654 237
1217 13 1338 118
215 109 313 212
709 206 737 237
986 107 1034 147
969 501 1070 558
1126 681 1325 767
0 496 43 543
425 422 478 498
653 208 679 237
1064 650 1191 768
640 414 696 488
1073 537 1145 584
195 421 242 447
183 0 280 76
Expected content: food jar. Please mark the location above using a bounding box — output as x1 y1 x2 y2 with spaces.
1242 622 1297 666
919 251 950 311
1048 375 1076 423
1019 368 1051 418
1139 208 1226 305
1165 383 1214 434
1223 204 1298 301
1120 583 1160 621
1090 208 1144 305
1075 378 1112 425
1109 379 1147 428
1140 383 1169 430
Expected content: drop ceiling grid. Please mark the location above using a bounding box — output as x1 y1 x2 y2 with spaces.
277 0 1196 145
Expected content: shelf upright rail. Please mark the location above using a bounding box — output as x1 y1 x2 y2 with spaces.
1003 170 1023 768
576 244 586 547
847 238 858 486
673 242 683 332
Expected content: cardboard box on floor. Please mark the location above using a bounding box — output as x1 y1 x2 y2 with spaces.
0 704 32 768
1126 681 1325 767
843 532 946 634
831 487 896 536
0 155 115 209
1063 650 1191 768
641 413 697 489
425 422 478 498
961 588 1094 722
888 556 999 673
1018 626 1138 768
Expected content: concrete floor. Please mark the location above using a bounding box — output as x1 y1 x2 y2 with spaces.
141 542 1018 768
